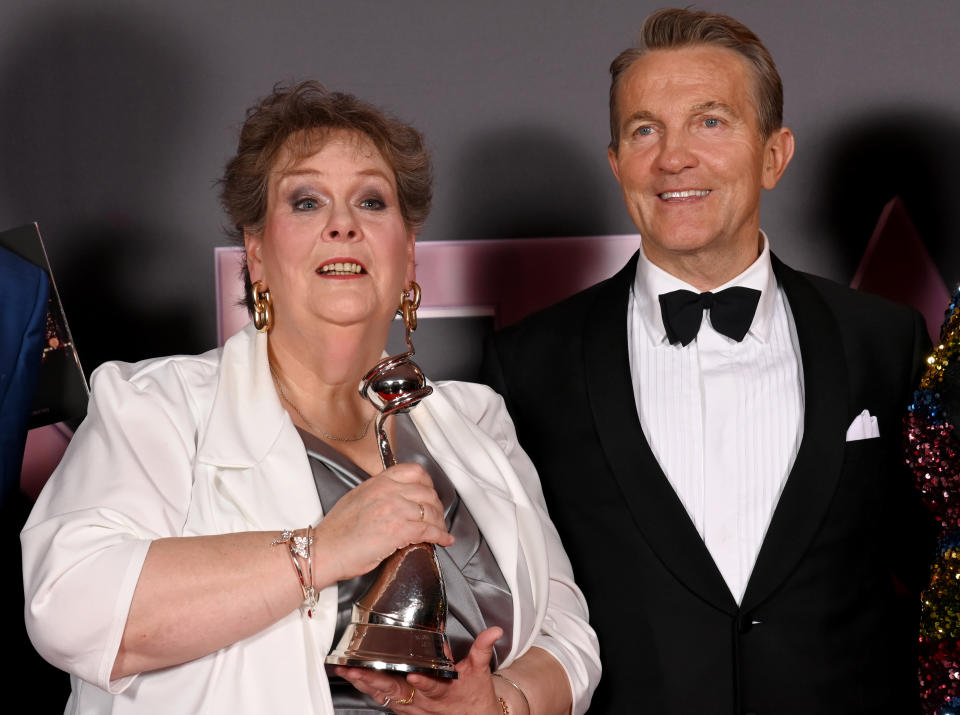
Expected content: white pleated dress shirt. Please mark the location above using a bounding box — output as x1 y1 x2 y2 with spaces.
627 233 804 603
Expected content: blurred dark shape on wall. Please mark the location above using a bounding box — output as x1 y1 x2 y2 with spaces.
448 126 615 240
0 8 202 378
816 111 960 287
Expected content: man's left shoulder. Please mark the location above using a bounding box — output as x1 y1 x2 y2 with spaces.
778 259 921 332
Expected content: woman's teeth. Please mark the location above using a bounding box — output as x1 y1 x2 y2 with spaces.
318 262 363 275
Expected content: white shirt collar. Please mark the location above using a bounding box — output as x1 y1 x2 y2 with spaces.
632 230 779 346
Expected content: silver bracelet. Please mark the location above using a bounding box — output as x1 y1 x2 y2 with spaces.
273 528 317 618
492 672 530 714
303 525 317 615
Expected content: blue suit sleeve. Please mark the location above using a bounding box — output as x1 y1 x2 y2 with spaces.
0 247 50 501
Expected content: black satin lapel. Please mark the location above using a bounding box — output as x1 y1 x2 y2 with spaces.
742 256 849 610
584 253 736 612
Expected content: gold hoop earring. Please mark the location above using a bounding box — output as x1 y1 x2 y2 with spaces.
400 281 421 332
252 280 273 332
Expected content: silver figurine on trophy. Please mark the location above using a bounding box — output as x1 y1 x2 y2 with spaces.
325 282 458 679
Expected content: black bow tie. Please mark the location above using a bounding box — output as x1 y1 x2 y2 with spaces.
658 287 761 346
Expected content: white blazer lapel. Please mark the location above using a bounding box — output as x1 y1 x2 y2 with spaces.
411 383 550 661
194 324 323 532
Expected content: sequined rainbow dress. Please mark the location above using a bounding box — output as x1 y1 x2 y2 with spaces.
906 285 960 714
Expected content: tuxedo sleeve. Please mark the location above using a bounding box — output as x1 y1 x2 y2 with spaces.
893 308 936 593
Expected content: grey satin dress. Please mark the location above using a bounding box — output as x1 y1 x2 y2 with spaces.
298 415 513 713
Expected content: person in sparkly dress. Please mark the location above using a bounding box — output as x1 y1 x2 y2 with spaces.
906 285 960 714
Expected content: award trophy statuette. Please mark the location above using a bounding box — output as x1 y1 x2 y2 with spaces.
325 283 458 678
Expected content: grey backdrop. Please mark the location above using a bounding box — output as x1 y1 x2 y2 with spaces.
1 0 958 374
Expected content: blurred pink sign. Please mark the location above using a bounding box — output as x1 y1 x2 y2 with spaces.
850 196 950 343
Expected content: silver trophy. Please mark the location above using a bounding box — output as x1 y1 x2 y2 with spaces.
325 283 458 679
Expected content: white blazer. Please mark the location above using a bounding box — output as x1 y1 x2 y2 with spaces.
22 324 600 714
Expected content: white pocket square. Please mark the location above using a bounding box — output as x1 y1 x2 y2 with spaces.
846 409 880 441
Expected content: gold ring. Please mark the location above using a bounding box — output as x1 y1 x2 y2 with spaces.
418 503 425 521
395 685 416 705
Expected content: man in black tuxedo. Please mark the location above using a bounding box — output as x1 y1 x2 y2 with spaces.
481 8 933 714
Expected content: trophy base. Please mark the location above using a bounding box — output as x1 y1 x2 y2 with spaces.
325 622 458 679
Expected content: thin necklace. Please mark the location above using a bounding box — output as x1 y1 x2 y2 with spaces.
269 364 374 442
